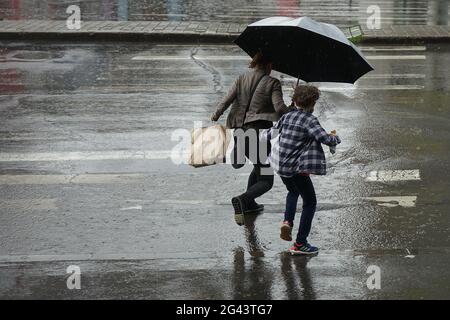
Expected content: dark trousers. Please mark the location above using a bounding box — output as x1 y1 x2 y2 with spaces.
232 122 274 205
281 175 317 244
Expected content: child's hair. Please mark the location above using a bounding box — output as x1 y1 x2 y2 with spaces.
292 85 320 112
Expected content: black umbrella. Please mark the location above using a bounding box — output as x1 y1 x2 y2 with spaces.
234 16 374 84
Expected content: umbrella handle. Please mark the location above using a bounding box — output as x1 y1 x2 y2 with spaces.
290 77 300 107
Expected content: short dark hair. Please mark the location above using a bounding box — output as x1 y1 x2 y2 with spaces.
293 85 320 112
249 52 272 69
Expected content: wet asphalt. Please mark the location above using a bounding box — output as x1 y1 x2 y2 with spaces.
0 41 449 299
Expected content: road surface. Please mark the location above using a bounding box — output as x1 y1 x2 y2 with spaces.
0 41 449 299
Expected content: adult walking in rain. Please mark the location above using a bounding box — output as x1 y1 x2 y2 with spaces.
211 52 293 225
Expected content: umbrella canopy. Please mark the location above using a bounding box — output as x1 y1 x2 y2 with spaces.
234 16 374 84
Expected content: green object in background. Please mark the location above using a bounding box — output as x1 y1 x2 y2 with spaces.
347 25 364 44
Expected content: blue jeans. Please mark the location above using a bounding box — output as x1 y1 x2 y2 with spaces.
281 175 317 244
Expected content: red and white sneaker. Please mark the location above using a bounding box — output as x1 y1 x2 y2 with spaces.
280 221 293 241
289 242 319 255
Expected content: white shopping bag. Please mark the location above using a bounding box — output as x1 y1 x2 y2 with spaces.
189 124 231 168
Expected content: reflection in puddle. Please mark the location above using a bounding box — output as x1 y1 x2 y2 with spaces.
231 212 317 299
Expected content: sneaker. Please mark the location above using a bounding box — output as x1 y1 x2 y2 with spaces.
280 221 293 241
231 196 246 226
244 201 264 214
289 242 319 255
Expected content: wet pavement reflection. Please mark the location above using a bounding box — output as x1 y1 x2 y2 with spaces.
234 212 317 300
232 213 273 299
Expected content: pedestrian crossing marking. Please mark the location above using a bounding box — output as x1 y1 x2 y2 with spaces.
365 170 421 182
365 55 426 60
152 45 427 52
0 198 57 210
120 205 143 211
358 46 426 52
363 196 417 208
0 151 188 162
132 55 426 61
0 174 145 185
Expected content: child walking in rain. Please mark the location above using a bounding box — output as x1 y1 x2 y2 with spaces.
263 85 341 255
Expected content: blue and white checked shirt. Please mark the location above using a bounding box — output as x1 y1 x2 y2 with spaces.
262 109 341 177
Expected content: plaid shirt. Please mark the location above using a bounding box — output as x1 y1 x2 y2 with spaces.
262 109 341 177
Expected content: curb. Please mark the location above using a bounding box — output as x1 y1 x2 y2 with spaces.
360 36 450 44
1 31 449 44
0 31 239 43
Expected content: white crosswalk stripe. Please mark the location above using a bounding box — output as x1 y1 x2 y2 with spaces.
365 170 421 182
0 198 58 210
132 55 426 61
358 46 426 52
0 150 188 162
153 45 427 52
0 174 145 185
365 55 426 60
363 196 417 208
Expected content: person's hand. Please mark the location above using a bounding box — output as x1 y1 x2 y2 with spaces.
330 130 337 136
211 113 219 122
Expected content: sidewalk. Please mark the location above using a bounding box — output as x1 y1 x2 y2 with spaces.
1 20 449 43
